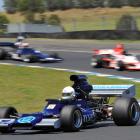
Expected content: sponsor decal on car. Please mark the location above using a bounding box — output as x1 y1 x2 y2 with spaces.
17 116 36 123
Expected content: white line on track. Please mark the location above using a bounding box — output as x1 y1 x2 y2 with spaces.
45 49 92 53
45 49 139 55
0 62 140 83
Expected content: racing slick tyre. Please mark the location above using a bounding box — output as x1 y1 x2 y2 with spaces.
49 53 63 61
50 53 60 58
60 105 83 132
0 107 18 133
27 55 38 63
112 97 140 126
0 49 8 60
115 61 125 71
92 57 103 68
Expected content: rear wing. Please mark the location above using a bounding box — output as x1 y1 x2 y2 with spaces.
90 85 135 97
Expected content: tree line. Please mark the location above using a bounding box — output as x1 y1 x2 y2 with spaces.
3 0 140 14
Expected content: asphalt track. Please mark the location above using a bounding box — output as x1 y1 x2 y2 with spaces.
0 39 140 139
1 39 140 79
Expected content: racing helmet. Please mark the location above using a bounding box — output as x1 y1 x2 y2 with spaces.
115 43 124 50
17 36 24 42
114 43 125 54
61 86 76 100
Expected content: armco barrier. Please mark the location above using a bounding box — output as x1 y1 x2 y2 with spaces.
44 30 140 40
1 30 140 40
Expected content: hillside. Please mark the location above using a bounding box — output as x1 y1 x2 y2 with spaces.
1 7 140 31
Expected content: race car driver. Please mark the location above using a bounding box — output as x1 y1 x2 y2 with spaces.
61 75 93 100
15 36 29 48
113 43 126 55
71 75 93 99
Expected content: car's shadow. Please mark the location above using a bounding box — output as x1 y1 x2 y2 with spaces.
0 121 115 135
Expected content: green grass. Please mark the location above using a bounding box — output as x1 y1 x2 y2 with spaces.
0 64 139 113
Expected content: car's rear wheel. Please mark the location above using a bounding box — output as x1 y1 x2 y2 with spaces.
112 97 140 126
60 105 83 132
0 107 18 133
92 56 103 68
0 49 8 60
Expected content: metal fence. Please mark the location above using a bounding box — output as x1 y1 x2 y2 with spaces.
7 23 64 34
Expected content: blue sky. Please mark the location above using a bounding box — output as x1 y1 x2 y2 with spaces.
0 0 4 11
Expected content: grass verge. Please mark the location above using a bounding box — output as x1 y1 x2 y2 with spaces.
0 64 139 113
2 7 140 31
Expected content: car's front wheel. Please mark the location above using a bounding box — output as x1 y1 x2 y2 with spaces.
60 105 83 132
23 55 38 63
0 107 18 133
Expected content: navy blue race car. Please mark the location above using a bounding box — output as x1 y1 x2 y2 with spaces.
0 42 63 63
0 75 139 133
10 48 63 63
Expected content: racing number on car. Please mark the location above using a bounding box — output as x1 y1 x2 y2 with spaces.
47 104 56 109
17 116 36 123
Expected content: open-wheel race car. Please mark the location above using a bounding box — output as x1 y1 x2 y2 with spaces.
0 42 63 63
91 44 140 71
0 75 140 133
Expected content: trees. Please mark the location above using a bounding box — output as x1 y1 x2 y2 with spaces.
4 0 45 13
47 14 61 25
3 0 18 13
17 0 46 23
0 14 9 24
78 0 104 8
107 0 124 8
3 0 140 13
0 14 9 33
128 0 140 7
17 0 45 13
116 14 138 31
45 0 60 11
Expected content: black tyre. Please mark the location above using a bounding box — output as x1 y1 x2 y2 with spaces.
0 49 7 60
49 53 63 61
60 105 83 132
27 55 38 63
50 53 58 57
115 61 125 71
92 56 103 68
112 97 140 126
0 107 18 133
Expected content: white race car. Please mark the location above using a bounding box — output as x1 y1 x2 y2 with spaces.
91 48 140 71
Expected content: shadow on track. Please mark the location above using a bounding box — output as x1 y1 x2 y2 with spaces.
0 121 115 135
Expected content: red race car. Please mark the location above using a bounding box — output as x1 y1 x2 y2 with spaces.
91 44 140 71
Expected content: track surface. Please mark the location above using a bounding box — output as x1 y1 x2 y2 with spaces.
0 121 140 140
0 39 140 139
1 39 140 79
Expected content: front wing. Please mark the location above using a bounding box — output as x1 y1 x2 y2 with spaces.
0 118 61 130
39 57 63 62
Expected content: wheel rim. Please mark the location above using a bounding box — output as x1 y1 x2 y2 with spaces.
72 110 82 129
130 102 140 122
